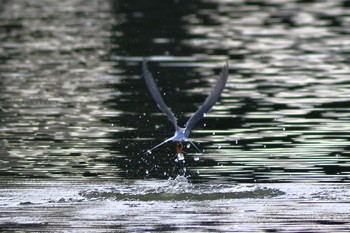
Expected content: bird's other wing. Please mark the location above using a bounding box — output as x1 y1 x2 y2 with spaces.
142 60 179 131
184 61 229 137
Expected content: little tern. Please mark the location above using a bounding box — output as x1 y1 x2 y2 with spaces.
142 60 228 153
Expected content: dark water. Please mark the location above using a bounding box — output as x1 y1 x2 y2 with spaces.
1 0 350 232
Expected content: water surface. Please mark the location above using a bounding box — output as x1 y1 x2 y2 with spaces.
1 0 350 231
1 178 350 232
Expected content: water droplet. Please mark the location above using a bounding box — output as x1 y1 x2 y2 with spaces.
186 143 190 148
163 92 166 96
212 132 215 135
336 154 341 157
263 145 266 148
193 157 199 161
147 150 152 154
203 113 207 117
203 123 206 127
282 128 285 131
177 153 185 161
235 140 238 144
111 123 114 127
145 169 149 175
218 144 221 149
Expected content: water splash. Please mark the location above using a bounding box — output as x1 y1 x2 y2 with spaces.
79 179 284 201
176 153 185 161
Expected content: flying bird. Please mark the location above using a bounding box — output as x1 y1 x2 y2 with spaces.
142 60 228 154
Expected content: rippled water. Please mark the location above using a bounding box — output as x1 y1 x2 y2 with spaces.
1 0 350 231
1 0 350 181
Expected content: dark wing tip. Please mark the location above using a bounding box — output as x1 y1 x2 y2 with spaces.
222 60 229 80
142 58 148 73
141 59 180 130
183 60 229 137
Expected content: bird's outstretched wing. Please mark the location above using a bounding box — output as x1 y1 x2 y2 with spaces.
142 60 179 131
184 62 229 137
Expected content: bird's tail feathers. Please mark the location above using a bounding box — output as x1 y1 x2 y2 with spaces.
187 139 202 153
